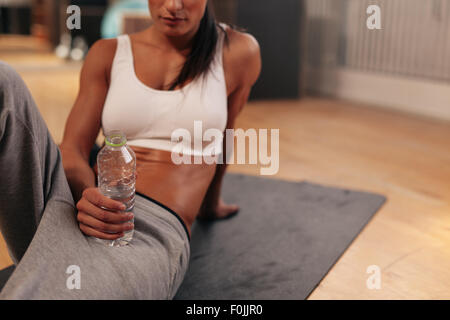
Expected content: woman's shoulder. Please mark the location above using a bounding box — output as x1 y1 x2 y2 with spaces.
86 38 118 63
221 23 260 58
220 23 262 90
83 38 119 84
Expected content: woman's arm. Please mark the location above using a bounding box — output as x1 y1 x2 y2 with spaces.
60 39 133 239
60 39 113 202
198 31 262 219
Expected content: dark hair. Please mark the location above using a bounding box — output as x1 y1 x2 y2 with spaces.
168 4 244 91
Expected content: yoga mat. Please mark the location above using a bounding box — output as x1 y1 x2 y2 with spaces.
0 265 14 292
0 174 386 298
173 173 386 299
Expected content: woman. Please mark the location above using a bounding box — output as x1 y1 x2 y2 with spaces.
0 0 260 299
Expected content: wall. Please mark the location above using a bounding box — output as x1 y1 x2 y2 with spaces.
306 0 450 121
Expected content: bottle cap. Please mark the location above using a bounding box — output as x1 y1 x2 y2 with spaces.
105 130 127 147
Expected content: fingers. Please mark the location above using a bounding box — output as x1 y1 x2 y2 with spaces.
79 222 125 240
227 204 239 212
76 197 133 224
76 187 134 239
77 211 134 234
82 188 126 212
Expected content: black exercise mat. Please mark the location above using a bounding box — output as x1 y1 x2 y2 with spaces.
0 265 14 292
174 173 386 299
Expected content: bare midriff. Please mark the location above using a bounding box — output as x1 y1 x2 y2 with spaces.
93 145 216 237
129 145 218 237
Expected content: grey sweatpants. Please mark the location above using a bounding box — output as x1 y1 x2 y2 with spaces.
0 61 190 299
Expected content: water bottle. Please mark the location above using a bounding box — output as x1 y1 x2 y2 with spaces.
96 130 136 247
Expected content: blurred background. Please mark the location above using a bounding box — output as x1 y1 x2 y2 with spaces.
0 0 449 299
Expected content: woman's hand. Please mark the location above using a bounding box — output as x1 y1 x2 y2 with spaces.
197 197 240 221
76 187 134 240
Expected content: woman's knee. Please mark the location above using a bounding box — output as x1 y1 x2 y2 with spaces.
0 61 24 92
0 61 44 130
0 61 33 118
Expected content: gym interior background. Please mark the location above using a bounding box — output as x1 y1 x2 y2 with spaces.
0 0 449 299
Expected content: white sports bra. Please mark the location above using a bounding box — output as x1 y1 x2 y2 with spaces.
101 23 228 156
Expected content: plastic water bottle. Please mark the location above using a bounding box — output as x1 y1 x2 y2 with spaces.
96 130 136 247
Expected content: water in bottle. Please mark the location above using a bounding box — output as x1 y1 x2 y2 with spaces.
96 130 136 247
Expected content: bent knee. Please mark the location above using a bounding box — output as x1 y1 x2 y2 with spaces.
0 61 34 116
0 61 23 88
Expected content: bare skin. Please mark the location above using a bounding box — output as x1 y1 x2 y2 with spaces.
59 0 261 240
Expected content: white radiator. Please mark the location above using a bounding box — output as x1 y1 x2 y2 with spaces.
305 0 450 121
306 0 450 83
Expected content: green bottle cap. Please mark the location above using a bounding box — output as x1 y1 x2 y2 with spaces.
105 130 127 147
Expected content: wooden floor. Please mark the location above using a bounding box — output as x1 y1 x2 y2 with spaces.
1 36 450 299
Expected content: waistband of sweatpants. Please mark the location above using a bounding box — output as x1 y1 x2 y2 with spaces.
135 191 191 242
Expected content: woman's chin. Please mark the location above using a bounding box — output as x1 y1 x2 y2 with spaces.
162 29 185 37
155 21 189 36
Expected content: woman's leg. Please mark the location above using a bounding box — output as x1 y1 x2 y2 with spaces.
0 62 190 299
0 61 74 264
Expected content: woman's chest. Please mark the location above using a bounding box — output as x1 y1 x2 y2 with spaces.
102 77 228 141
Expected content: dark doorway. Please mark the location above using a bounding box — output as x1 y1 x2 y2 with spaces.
236 0 301 100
